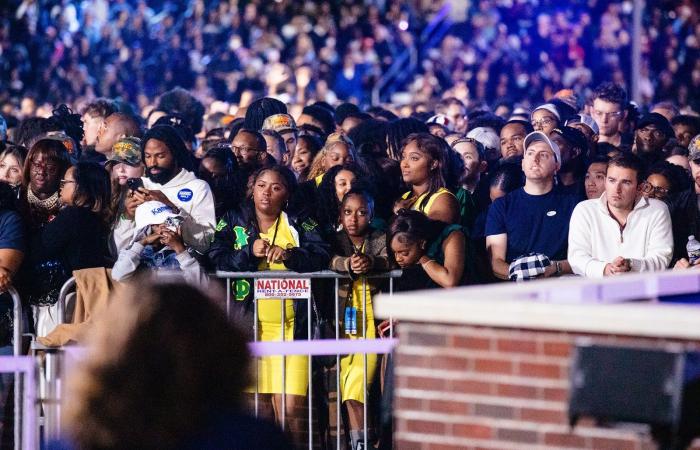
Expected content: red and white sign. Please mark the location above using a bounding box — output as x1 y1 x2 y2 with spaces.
254 278 311 299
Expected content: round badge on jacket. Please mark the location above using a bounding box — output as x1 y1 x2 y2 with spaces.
177 188 193 202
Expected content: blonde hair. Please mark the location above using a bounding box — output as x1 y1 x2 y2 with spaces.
63 280 250 449
306 132 357 181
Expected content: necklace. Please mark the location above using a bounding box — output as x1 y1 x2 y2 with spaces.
27 189 60 211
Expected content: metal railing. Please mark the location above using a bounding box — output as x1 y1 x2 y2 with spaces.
216 270 400 450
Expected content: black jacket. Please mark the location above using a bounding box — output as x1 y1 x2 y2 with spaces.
208 202 330 339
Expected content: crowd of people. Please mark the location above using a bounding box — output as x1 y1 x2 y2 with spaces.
0 0 699 449
2 0 699 114
0 78 696 447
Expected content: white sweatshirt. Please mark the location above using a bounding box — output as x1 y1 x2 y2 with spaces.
140 169 216 253
111 242 208 288
568 194 673 277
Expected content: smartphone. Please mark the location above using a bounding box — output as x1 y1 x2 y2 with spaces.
126 177 144 191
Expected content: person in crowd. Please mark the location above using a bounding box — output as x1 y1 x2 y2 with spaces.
90 113 142 163
590 82 631 149
0 182 25 348
125 125 215 253
633 113 675 165
25 162 111 334
329 189 390 448
452 137 487 230
486 132 579 281
340 112 373 134
644 161 689 203
261 130 289 165
395 133 459 224
0 145 27 194
291 134 322 181
549 126 588 195
306 132 358 184
106 137 146 256
530 104 561 135
112 201 206 286
244 97 288 132
584 155 610 200
80 99 116 149
499 120 533 159
671 115 700 149
568 152 673 277
389 209 466 289
262 113 299 159
316 163 369 236
59 280 292 450
466 126 501 166
436 98 467 134
651 101 679 122
207 165 329 443
198 145 242 220
231 128 271 179
22 137 72 231
298 105 336 140
386 118 429 161
566 114 599 157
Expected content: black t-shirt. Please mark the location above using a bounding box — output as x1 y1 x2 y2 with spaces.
30 206 108 271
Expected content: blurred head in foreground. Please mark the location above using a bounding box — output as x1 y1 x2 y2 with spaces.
63 280 254 449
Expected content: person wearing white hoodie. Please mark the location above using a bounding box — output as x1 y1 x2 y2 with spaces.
112 201 207 287
121 125 215 253
568 152 673 277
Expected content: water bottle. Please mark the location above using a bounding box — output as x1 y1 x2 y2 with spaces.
687 235 700 264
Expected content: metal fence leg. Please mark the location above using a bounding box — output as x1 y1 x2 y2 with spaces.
307 296 312 450
281 297 286 432
12 288 22 450
362 277 368 450
335 278 340 450
254 279 259 418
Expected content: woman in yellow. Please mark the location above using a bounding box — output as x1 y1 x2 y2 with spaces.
394 132 460 224
208 165 330 442
330 189 390 448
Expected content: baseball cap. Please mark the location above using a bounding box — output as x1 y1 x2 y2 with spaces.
688 134 700 163
523 131 561 163
134 201 180 231
531 103 561 121
566 114 599 135
637 112 674 139
426 114 453 131
262 114 297 133
108 136 142 166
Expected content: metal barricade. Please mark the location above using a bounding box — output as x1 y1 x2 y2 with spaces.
8 287 25 450
0 356 38 450
216 270 400 450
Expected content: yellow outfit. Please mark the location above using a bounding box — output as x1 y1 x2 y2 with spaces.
255 213 308 396
402 187 454 216
339 244 378 404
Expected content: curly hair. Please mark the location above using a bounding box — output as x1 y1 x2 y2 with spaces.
591 82 628 109
156 87 206 134
63 280 251 450
81 98 117 119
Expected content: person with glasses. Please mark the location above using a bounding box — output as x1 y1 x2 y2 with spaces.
590 82 630 148
24 162 111 334
634 113 674 164
530 104 561 135
22 137 72 231
568 152 673 277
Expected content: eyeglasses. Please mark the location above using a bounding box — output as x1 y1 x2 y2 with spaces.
231 145 260 156
31 160 59 173
59 179 75 188
643 182 669 197
592 109 623 119
531 118 556 127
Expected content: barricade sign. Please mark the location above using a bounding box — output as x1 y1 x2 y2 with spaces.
253 277 311 299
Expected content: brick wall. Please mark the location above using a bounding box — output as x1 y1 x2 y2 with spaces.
393 323 700 450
